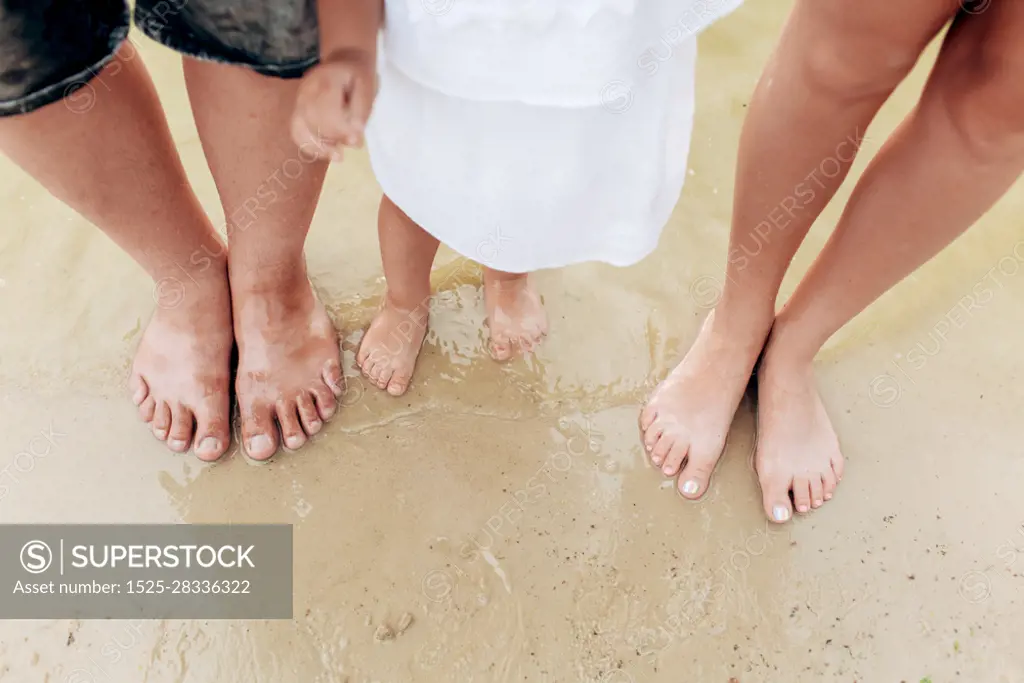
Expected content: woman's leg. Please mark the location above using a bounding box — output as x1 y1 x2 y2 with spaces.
356 194 437 396
182 58 342 461
758 0 1024 521
641 0 961 499
482 268 548 360
0 44 233 461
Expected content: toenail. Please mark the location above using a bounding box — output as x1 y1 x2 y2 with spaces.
197 437 221 455
796 505 809 513
661 464 674 475
813 499 823 507
651 455 662 465
825 493 832 500
153 428 168 440
308 420 322 433
285 435 304 449
167 438 188 451
248 434 272 455
772 505 790 522
681 480 700 496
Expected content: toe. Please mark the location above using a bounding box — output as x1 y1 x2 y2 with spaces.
152 402 171 441
677 445 719 500
367 359 385 385
650 430 676 471
376 364 395 390
130 375 149 406
386 371 411 396
490 335 513 361
660 436 690 477
792 476 813 514
821 468 838 501
138 396 156 423
276 399 307 451
322 359 344 397
642 421 663 456
166 404 195 453
809 475 825 509
761 472 794 524
296 392 323 436
831 455 845 482
639 403 658 432
242 403 278 461
311 382 338 420
193 394 230 462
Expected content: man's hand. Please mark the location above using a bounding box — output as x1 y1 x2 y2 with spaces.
291 48 376 162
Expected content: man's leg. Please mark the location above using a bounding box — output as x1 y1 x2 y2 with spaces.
0 42 233 461
640 0 961 499
182 58 342 461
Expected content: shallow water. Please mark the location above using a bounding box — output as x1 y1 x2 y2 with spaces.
2 1 1024 681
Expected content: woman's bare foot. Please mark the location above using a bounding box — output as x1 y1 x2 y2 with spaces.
483 269 548 361
356 294 429 396
230 259 343 461
131 262 233 461
639 308 772 499
755 340 844 523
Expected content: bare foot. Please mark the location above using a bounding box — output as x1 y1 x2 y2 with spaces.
639 308 772 499
754 344 844 523
356 293 429 396
483 269 548 361
131 263 233 461
231 260 343 461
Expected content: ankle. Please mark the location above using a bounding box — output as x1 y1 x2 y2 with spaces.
761 320 819 374
384 287 431 316
709 297 775 343
228 253 307 294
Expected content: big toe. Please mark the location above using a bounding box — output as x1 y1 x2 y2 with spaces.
677 446 719 500
193 395 231 462
760 472 794 524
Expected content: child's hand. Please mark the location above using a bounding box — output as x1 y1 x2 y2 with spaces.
291 48 376 162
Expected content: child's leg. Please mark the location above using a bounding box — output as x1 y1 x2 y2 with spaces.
357 195 438 396
482 269 549 360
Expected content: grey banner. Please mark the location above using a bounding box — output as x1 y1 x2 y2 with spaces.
0 524 292 619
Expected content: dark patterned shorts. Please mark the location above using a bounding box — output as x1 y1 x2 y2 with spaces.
0 0 319 117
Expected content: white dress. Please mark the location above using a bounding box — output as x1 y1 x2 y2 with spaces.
366 0 743 273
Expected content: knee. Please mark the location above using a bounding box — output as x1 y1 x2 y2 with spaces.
943 52 1024 160
797 36 919 101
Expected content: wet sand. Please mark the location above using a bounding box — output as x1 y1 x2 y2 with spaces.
2 1 1024 681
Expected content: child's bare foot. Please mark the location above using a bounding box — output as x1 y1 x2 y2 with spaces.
356 294 429 396
231 259 343 461
755 341 844 523
131 261 233 461
483 269 548 361
639 308 772 499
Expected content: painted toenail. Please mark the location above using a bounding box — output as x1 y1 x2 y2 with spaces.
681 480 700 496
772 506 790 522
167 438 188 451
248 435 271 454
197 437 221 455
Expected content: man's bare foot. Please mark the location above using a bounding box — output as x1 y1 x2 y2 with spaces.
639 308 772 499
754 342 844 523
231 260 343 461
356 293 429 396
131 262 233 461
483 269 548 361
